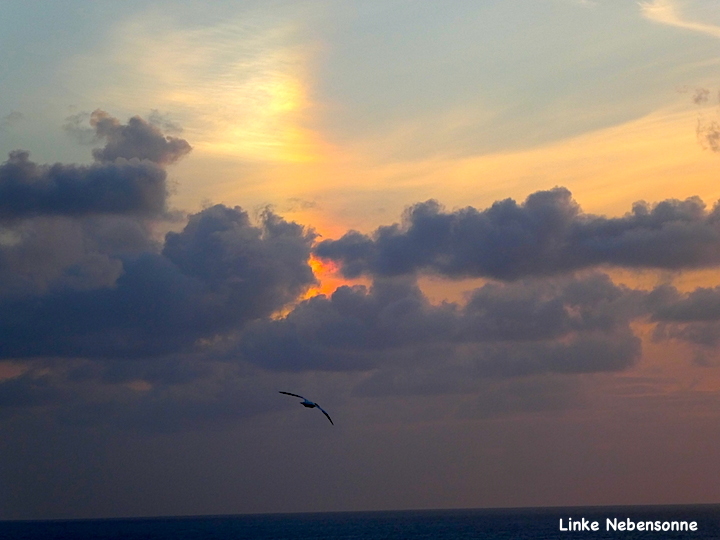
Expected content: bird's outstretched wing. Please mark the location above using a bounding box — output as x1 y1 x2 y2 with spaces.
279 391 306 399
279 392 334 425
316 405 334 425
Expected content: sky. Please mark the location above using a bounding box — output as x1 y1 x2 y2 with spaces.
1 0 720 520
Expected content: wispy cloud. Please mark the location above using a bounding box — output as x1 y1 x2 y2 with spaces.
680 85 720 154
564 0 598 7
640 0 720 38
0 111 23 131
65 8 326 163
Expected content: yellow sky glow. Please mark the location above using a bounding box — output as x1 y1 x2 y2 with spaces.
69 9 331 165
254 102 720 239
70 8 720 242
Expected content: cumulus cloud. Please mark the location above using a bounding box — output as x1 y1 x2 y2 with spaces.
0 271 643 429
0 205 316 360
238 274 642 385
6 109 720 430
0 110 322 430
648 285 720 355
0 151 169 220
651 285 720 322
1 111 192 221
0 107 317 372
0 214 159 296
315 188 720 280
89 110 191 165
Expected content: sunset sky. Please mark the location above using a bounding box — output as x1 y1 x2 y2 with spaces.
2 0 720 520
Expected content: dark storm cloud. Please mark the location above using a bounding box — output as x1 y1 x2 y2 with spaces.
0 150 168 220
315 188 720 280
89 110 191 165
0 205 317 360
238 273 642 382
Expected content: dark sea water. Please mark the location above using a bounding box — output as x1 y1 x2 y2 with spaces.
1 505 718 540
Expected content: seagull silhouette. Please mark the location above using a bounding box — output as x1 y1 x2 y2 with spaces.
279 392 334 425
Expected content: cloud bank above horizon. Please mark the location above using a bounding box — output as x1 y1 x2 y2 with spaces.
1 111 720 433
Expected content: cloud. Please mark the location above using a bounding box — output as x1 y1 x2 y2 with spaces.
697 118 720 153
0 151 169 220
65 12 322 163
0 110 320 430
0 357 290 433
63 110 192 164
685 86 720 153
0 111 23 131
692 87 710 105
640 0 720 39
147 109 183 134
3 109 720 431
0 214 158 296
315 188 720 280
0 205 317 360
238 273 642 384
649 285 720 352
652 285 720 322
63 112 98 145
89 110 192 165
0 271 642 428
1 111 193 221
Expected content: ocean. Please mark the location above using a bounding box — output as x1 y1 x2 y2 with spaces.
0 505 718 540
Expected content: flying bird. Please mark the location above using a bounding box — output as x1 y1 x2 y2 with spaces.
279 392 334 425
